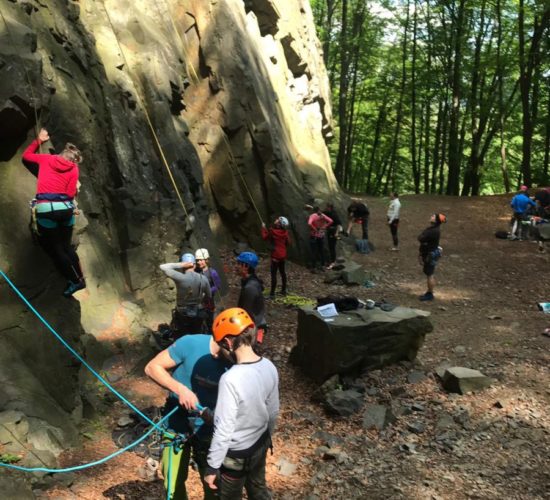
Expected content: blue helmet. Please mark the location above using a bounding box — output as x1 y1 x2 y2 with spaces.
180 253 196 264
237 251 259 269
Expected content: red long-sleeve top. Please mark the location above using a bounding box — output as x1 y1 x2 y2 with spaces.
22 139 79 198
261 226 290 260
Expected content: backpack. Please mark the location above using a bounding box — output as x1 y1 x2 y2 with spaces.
355 239 370 254
317 296 360 312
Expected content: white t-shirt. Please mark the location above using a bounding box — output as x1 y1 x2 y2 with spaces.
387 198 401 223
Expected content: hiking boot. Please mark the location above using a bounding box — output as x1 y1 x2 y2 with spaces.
63 279 86 298
419 292 434 301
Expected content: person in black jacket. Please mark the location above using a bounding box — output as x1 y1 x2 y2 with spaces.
418 213 446 301
346 201 370 240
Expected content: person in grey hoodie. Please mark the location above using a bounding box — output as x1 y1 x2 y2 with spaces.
160 253 211 338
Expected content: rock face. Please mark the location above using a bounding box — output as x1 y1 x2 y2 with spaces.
0 0 340 463
290 306 433 382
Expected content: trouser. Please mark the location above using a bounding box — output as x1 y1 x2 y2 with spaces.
217 441 272 500
269 259 287 295
389 219 399 247
359 218 369 240
511 212 528 239
327 235 337 263
309 237 325 268
171 309 206 339
36 216 83 283
162 435 216 500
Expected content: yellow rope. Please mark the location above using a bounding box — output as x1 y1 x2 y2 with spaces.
221 132 264 225
155 0 200 84
99 0 190 218
0 5 42 151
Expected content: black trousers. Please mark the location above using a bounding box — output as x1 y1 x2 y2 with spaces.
309 237 325 268
269 259 287 295
389 219 399 247
37 223 83 282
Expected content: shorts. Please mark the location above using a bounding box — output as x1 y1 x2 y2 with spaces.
423 262 436 276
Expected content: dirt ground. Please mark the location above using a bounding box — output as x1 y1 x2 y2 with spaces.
36 194 549 499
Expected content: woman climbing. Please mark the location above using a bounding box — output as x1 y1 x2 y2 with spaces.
261 216 291 298
22 128 86 297
195 248 222 332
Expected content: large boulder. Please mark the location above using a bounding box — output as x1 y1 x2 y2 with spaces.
290 306 433 382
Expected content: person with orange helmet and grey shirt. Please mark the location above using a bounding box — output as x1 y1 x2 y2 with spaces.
204 308 279 499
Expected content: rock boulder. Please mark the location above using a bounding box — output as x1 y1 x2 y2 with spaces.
290 306 433 382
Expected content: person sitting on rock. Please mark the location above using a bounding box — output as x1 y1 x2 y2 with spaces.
308 207 333 271
145 328 230 499
346 201 370 241
22 128 86 297
235 251 267 344
261 216 291 298
160 253 211 339
418 213 446 302
195 248 222 332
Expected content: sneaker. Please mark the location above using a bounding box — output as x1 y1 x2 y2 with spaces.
391 247 399 251
63 279 86 297
266 294 275 301
279 290 287 296
419 292 434 301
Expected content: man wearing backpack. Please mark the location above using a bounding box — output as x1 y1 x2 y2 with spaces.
160 253 212 338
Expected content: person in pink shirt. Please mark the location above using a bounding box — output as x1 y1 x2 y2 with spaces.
22 128 85 297
307 207 333 271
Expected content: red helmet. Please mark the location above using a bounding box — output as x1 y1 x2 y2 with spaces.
212 308 255 343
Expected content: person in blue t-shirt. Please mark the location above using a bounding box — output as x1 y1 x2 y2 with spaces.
510 185 536 240
145 334 230 499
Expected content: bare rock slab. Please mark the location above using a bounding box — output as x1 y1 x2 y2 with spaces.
442 367 493 394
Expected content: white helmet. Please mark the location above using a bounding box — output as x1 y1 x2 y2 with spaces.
278 216 289 228
195 248 210 260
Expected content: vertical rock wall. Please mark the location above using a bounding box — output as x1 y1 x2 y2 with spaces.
0 0 340 466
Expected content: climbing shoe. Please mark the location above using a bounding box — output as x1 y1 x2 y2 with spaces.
419 292 434 302
63 279 86 298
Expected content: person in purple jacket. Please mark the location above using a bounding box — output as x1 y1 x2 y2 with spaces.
195 248 222 332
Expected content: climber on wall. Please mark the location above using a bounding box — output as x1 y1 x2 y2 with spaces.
22 128 86 297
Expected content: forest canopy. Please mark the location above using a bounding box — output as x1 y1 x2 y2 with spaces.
311 0 550 195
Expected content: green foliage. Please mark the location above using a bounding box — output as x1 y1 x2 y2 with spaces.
0 453 21 464
311 0 550 195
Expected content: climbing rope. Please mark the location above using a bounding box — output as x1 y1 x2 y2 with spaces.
0 5 42 151
98 0 190 219
155 0 200 84
221 132 265 225
0 269 162 431
0 407 178 474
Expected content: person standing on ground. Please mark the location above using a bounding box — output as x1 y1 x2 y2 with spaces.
195 248 222 332
160 253 211 339
145 332 230 500
323 203 342 269
22 128 86 297
346 201 370 240
261 216 291 299
204 308 279 499
387 192 401 251
307 207 333 271
418 213 446 302
510 185 536 240
235 251 267 344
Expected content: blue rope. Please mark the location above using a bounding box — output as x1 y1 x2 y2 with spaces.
0 407 178 473
0 269 160 430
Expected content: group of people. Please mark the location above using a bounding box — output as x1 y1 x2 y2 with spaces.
306 194 403 270
154 248 278 499
509 185 550 242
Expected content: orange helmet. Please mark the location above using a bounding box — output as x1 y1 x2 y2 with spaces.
212 308 255 343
